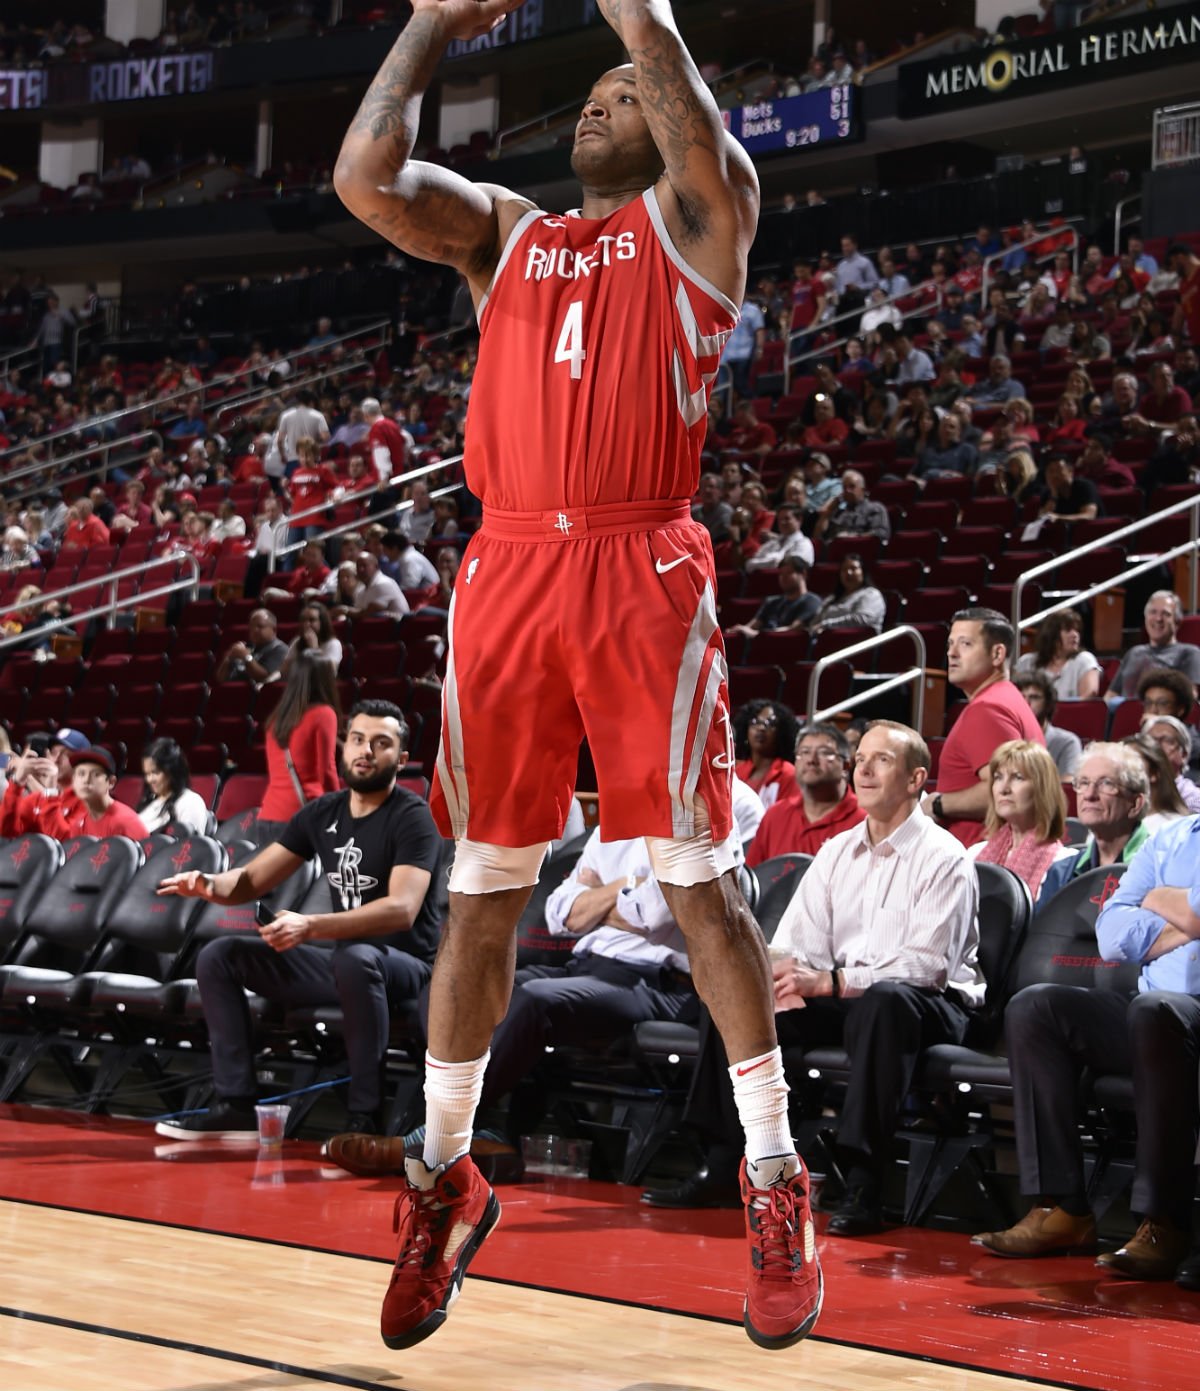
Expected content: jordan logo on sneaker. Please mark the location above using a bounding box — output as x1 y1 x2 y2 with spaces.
555 512 574 536
655 555 688 574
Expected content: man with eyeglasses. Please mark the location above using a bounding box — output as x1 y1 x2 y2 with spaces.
975 747 1200 1289
746 723 865 864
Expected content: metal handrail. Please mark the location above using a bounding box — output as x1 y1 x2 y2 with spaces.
0 552 202 652
1113 194 1142 257
2 429 163 495
266 453 464 567
0 318 391 465
807 624 927 730
1012 494 1200 633
267 455 461 571
978 225 1079 312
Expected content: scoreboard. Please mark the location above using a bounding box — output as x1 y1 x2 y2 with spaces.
726 85 862 155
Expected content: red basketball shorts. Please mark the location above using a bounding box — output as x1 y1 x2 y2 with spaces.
429 499 734 848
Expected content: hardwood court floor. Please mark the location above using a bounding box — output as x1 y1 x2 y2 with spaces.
1 1105 1197 1391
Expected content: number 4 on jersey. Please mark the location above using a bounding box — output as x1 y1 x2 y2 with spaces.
554 300 586 380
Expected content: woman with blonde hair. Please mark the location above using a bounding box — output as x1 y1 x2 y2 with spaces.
970 740 1071 901
999 449 1042 506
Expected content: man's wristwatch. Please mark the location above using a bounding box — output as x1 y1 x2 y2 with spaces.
931 794 945 823
829 968 841 999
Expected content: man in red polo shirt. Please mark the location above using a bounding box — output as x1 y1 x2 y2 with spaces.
925 607 1045 847
747 723 864 865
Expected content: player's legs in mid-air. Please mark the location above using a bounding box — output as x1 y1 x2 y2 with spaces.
382 513 820 1350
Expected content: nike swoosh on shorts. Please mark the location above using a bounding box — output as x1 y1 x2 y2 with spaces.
656 556 689 574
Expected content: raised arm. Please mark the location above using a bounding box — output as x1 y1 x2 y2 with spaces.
598 1 758 296
333 0 533 286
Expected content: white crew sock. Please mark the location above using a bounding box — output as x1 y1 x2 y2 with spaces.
422 1049 489 1170
729 1046 794 1169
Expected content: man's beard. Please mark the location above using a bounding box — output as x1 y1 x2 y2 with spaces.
340 760 395 794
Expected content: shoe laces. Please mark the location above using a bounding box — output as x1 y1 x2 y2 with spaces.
752 1183 801 1280
391 1188 441 1271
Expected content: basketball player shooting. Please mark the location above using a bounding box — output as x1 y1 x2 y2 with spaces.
334 0 823 1352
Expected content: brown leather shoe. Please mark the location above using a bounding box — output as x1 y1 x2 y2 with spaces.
323 1132 525 1184
323 1131 407 1176
972 1206 1097 1258
1097 1219 1191 1281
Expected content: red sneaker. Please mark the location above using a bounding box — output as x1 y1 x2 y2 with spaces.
741 1155 823 1349
380 1153 501 1350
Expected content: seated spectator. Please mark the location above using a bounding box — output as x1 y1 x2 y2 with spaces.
802 395 849 449
809 553 885 635
1 743 147 842
156 702 440 1140
1067 319 1111 364
746 722 865 864
851 392 895 444
1142 714 1200 814
727 399 777 456
1075 432 1136 490
1038 303 1074 355
999 397 1039 447
860 286 901 339
645 721 983 1232
814 469 890 544
734 699 799 809
964 354 1025 406
174 511 219 564
894 333 935 384
968 740 1071 901
803 451 842 512
914 411 978 482
726 556 819 643
136 737 209 835
1087 371 1140 438
1038 741 1151 906
1014 670 1083 781
281 601 343 678
692 472 732 543
1108 591 1200 700
802 364 858 425
354 552 409 619
215 607 289 685
745 504 814 571
1130 361 1193 434
0 526 40 572
263 538 330 605
109 481 152 535
1014 608 1101 699
60 497 110 550
210 498 248 544
927 353 967 411
1039 455 1099 523
974 811 1200 1281
929 608 1046 846
1140 414 1199 498
1122 733 1191 836
398 479 437 544
381 531 439 592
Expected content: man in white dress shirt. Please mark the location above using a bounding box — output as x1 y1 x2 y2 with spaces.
644 722 982 1234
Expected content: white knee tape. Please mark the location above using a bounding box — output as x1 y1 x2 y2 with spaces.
645 828 737 888
448 838 549 895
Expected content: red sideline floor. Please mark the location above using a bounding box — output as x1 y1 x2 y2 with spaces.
1 1104 1196 1390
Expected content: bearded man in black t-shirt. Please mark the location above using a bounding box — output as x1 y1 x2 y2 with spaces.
155 700 444 1140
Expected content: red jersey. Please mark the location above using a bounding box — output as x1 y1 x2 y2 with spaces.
467 190 738 510
790 278 819 331
290 462 341 515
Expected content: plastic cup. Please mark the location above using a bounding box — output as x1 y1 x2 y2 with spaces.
520 1134 559 1175
558 1138 592 1178
255 1103 290 1148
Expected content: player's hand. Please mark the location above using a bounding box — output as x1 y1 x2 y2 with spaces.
412 0 526 42
259 911 311 952
157 870 215 899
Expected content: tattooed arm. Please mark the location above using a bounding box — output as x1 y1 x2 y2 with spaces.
597 0 758 298
334 0 532 285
